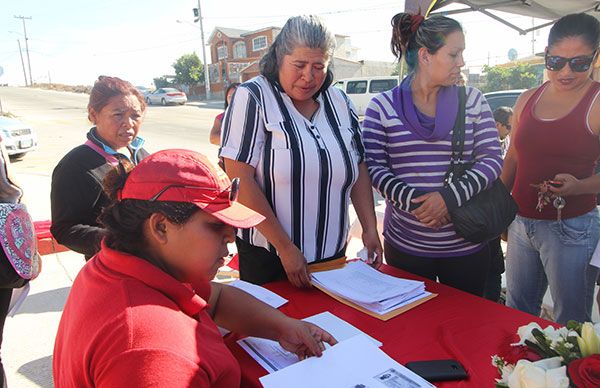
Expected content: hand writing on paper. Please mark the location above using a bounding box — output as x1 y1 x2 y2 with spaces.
277 318 337 360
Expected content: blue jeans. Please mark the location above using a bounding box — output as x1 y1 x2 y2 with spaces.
506 209 600 324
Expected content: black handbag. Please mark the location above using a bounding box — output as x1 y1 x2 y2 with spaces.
444 87 518 243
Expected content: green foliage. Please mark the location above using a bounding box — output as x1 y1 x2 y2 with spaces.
172 53 204 86
481 63 542 93
153 76 173 88
391 59 409 77
567 320 583 334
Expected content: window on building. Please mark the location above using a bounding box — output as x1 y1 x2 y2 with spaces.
252 36 267 51
217 44 228 60
233 41 246 59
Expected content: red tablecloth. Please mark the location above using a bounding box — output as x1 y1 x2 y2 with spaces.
225 264 556 387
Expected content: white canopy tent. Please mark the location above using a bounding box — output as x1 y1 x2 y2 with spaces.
406 1 600 35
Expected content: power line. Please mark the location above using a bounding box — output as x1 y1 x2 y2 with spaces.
204 2 398 20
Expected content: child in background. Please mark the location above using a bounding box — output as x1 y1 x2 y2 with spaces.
494 106 513 157
210 83 240 145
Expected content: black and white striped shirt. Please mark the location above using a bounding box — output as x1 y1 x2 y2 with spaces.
220 75 364 263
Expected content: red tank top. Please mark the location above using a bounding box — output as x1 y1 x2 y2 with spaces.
512 81 600 220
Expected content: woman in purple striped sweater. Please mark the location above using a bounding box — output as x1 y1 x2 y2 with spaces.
362 13 502 296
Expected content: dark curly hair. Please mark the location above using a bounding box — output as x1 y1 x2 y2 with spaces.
99 159 198 259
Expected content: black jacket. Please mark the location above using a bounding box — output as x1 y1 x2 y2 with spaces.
50 130 148 259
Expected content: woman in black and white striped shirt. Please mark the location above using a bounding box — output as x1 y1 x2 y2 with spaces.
220 15 382 287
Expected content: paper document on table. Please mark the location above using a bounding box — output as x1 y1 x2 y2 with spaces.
311 261 431 315
238 311 382 373
311 261 424 304
229 279 288 308
303 311 382 347
260 335 435 388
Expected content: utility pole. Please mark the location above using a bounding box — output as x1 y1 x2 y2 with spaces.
194 1 211 100
14 15 33 86
16 40 28 86
531 17 536 55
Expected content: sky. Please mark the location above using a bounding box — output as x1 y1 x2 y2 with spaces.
0 0 552 87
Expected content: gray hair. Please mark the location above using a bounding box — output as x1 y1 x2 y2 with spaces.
260 15 336 85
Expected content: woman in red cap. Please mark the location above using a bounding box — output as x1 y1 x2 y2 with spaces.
53 149 336 387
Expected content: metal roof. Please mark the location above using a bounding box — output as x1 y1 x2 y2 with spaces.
427 0 600 34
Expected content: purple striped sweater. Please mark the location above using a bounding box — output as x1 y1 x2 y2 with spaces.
362 85 502 257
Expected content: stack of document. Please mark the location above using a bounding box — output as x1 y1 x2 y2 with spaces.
311 261 431 315
260 335 434 388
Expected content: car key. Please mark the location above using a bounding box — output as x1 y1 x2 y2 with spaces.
553 196 566 222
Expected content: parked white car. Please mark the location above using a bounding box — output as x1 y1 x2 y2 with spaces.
145 88 187 106
0 116 37 159
334 76 399 115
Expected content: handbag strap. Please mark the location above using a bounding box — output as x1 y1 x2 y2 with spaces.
450 86 467 161
445 87 467 184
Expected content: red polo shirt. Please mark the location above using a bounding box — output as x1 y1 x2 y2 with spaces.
53 242 241 387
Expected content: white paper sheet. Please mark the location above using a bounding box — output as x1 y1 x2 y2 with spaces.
302 311 382 347
238 311 382 373
218 280 288 337
311 261 424 304
8 283 30 317
229 279 288 308
260 335 435 388
359 291 433 315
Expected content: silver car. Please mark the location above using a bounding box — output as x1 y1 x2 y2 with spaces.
145 88 187 106
0 116 37 159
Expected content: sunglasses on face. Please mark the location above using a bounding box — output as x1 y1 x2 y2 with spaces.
545 50 597 72
149 177 240 203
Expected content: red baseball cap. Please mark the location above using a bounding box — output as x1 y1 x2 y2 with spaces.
119 149 265 228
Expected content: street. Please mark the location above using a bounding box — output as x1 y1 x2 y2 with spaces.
0 87 225 387
0 87 223 177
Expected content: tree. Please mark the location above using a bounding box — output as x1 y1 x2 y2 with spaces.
153 76 173 88
172 53 204 86
391 58 409 78
481 63 542 93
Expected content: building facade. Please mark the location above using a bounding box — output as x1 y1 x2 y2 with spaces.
206 26 394 98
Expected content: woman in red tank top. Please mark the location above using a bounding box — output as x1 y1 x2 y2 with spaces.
501 13 600 325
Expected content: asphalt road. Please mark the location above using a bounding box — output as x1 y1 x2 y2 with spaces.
0 86 223 176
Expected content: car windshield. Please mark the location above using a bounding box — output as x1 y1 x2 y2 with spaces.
163 88 178 93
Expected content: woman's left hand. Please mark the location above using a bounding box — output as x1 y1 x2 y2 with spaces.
277 318 337 360
411 192 449 227
361 229 383 268
548 173 581 196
